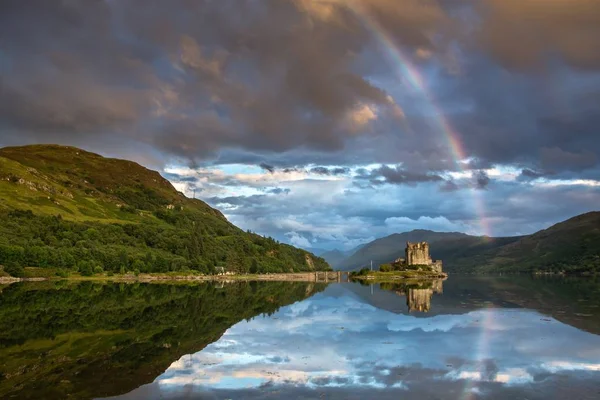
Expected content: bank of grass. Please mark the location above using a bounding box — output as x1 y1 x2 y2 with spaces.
350 269 447 282
1 267 327 283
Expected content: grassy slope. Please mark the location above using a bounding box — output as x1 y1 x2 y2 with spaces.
0 144 219 221
0 145 329 273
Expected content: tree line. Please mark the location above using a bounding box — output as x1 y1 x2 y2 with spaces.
0 209 330 276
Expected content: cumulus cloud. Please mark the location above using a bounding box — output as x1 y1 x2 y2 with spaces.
285 231 313 249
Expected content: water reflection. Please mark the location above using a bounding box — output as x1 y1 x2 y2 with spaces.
379 280 444 312
113 278 600 400
0 280 326 399
1 277 600 399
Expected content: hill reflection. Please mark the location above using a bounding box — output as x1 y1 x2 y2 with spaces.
0 281 326 399
1 276 599 400
113 277 600 400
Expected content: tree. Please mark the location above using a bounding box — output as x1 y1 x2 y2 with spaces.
4 262 25 278
155 254 169 273
131 260 147 273
118 250 129 271
78 261 94 277
379 264 393 272
250 259 259 274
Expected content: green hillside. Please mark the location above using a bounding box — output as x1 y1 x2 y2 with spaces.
337 214 600 275
457 212 600 274
0 145 329 275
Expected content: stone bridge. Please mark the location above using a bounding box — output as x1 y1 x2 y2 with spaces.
313 271 351 282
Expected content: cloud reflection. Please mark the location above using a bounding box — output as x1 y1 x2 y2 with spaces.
112 284 600 399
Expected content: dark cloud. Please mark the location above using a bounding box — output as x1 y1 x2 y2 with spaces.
332 167 350 175
1 0 599 177
478 0 600 70
360 165 444 186
473 170 491 190
310 166 350 176
267 188 291 195
310 166 331 175
0 0 413 161
259 163 276 174
540 147 598 172
518 169 546 181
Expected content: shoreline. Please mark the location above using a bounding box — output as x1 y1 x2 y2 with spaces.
0 271 346 284
350 271 448 282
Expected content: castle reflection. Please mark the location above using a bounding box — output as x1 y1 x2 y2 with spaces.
379 280 444 312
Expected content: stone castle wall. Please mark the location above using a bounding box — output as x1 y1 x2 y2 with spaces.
431 260 443 273
405 242 432 265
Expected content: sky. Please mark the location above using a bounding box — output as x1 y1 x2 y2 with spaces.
1 0 600 251
113 283 600 400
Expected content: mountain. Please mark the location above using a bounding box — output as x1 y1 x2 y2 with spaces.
320 249 348 267
0 145 330 275
321 244 369 269
336 213 600 274
456 211 600 274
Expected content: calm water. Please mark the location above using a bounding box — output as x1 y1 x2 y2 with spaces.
1 277 599 399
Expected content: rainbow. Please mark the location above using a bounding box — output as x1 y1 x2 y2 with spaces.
345 2 492 237
460 307 496 400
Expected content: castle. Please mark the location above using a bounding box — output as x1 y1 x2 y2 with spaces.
394 242 443 273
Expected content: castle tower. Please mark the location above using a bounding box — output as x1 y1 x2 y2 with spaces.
405 241 433 265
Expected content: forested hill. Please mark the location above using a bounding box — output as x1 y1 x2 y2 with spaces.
0 145 329 275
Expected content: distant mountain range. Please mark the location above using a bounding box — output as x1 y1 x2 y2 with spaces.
319 245 366 267
319 249 346 266
333 212 600 275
